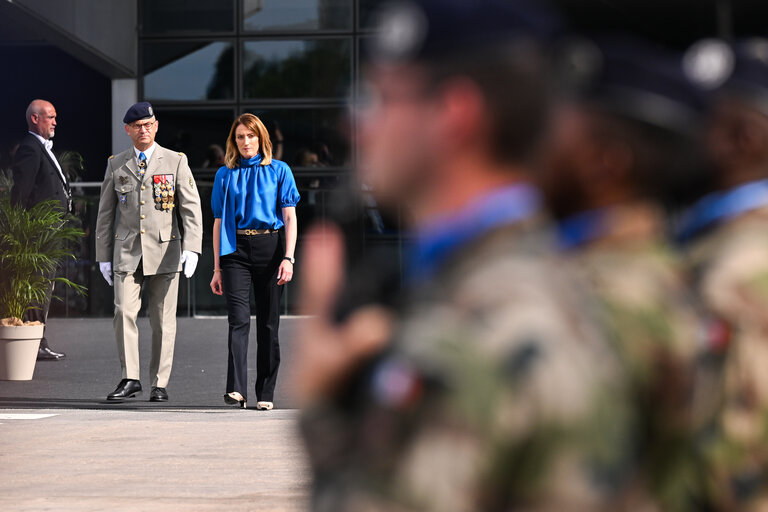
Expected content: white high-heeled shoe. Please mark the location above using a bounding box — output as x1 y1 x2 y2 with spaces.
256 401 274 411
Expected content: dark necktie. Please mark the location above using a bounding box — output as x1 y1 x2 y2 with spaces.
138 152 147 178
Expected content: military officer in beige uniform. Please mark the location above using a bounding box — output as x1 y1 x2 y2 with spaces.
95 102 203 402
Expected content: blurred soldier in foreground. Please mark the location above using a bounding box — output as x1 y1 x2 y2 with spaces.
678 38 768 510
297 1 639 510
541 37 719 510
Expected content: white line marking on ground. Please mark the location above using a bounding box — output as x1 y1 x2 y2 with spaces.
0 413 58 420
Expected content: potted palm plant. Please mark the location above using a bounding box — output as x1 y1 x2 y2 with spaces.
0 185 85 380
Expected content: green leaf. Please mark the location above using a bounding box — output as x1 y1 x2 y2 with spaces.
0 197 87 319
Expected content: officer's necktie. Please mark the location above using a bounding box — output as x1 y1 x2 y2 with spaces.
138 152 147 178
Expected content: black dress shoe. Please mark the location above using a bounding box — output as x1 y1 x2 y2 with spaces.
150 387 168 402
107 379 142 401
37 346 66 361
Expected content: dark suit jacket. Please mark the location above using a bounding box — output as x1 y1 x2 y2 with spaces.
11 133 71 212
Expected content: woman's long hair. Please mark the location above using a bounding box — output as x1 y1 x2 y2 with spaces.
224 113 273 168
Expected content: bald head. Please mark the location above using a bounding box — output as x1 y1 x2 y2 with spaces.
26 99 57 139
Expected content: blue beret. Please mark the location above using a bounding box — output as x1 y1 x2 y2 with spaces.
123 102 156 124
367 0 562 64
561 36 705 135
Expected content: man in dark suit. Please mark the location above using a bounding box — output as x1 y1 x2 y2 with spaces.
11 99 71 360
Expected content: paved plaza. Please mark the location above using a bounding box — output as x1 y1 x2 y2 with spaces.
0 318 311 511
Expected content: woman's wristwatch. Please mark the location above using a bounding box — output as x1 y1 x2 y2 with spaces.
283 256 295 264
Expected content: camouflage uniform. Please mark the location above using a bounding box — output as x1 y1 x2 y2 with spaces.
562 203 718 510
685 203 768 509
302 217 641 512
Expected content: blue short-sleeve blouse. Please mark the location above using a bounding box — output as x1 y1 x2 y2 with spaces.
212 154 301 256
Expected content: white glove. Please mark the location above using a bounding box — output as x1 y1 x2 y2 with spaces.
99 261 113 286
181 250 198 278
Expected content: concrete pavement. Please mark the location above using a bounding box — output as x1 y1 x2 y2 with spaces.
0 408 310 511
0 317 313 511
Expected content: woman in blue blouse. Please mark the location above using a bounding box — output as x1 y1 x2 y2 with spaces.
210 113 300 410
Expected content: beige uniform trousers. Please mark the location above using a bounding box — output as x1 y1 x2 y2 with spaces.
113 265 179 388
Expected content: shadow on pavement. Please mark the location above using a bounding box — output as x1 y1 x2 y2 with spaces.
0 317 304 410
0 396 245 411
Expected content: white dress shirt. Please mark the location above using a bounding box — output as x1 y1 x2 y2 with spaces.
133 143 157 165
28 131 67 186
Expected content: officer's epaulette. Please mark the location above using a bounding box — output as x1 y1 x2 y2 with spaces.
109 155 115 159
178 152 184 156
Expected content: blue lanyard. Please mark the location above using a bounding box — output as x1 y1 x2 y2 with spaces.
676 179 768 243
407 184 541 283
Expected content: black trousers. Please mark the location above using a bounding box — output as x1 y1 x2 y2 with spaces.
221 232 283 402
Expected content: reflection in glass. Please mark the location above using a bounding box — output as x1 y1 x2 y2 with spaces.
152 109 236 169
243 39 351 99
246 107 350 168
141 0 235 34
143 41 234 101
243 0 352 31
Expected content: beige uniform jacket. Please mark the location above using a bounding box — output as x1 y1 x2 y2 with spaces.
95 145 203 275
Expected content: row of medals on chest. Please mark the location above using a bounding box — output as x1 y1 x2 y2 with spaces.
119 175 175 210
153 179 175 210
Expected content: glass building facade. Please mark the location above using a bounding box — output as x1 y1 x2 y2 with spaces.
53 0 402 318
35 0 764 318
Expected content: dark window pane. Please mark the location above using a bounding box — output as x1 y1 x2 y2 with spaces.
243 0 352 32
143 41 235 101
140 0 235 34
357 36 372 94
246 107 350 168
243 39 351 99
151 108 236 169
359 0 386 28
293 175 343 227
